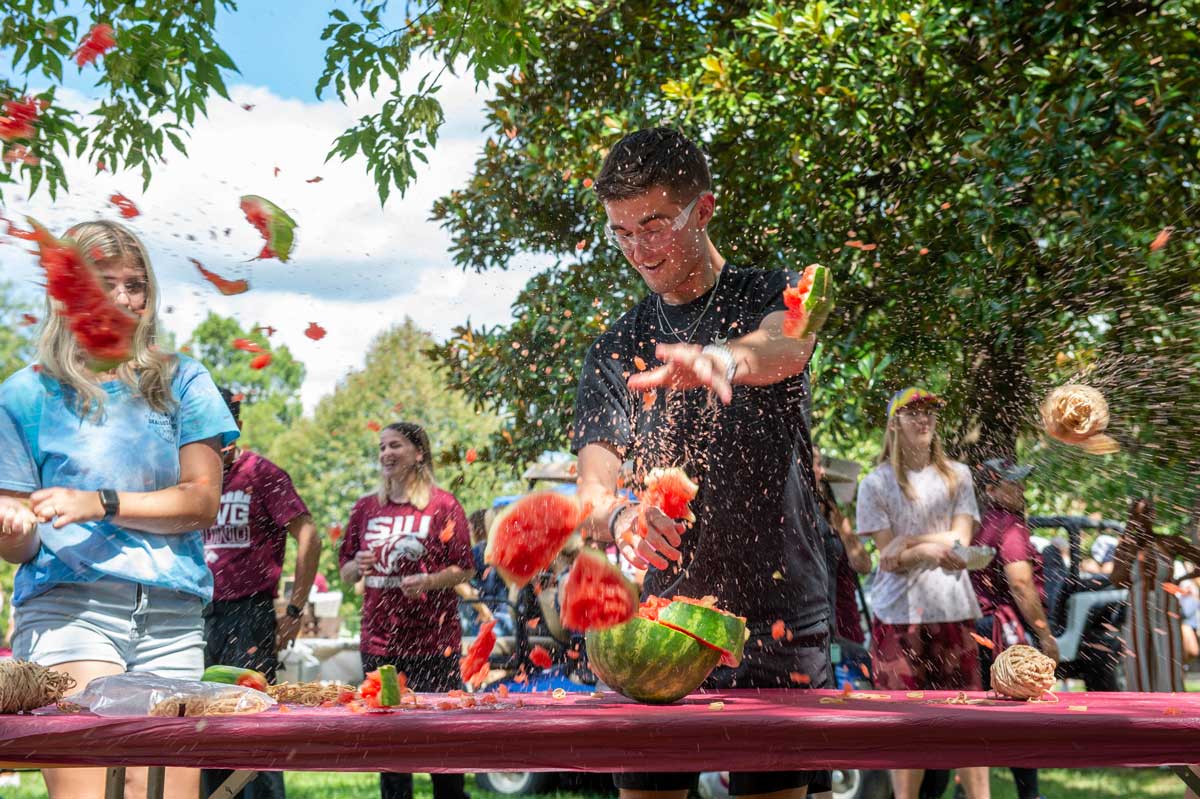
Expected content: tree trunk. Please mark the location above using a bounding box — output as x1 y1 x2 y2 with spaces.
953 327 1031 468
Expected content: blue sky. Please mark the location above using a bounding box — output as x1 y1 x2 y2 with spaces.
1 3 545 411
10 1 348 101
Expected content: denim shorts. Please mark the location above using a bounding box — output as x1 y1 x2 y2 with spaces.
12 578 205 679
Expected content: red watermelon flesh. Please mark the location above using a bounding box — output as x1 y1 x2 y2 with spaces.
240 195 297 262
460 619 496 688
485 492 587 587
21 219 136 370
639 467 698 522
560 549 637 632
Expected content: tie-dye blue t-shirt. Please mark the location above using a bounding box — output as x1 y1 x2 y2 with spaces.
0 356 239 605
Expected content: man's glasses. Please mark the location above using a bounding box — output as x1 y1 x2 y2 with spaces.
605 193 706 252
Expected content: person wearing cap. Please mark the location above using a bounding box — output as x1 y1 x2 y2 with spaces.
856 387 987 799
972 458 1058 799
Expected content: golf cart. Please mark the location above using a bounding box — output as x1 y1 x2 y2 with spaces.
1028 516 1128 691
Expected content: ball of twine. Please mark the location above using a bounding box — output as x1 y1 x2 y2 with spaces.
990 644 1056 700
0 660 76 713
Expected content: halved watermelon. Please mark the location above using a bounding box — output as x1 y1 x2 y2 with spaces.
586 616 721 704
560 549 637 632
782 264 834 339
657 597 747 668
485 492 587 587
240 195 298 262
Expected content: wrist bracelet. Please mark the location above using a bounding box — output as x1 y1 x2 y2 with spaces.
607 501 639 540
702 343 737 383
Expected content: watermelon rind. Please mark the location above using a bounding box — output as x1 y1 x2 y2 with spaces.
586 616 721 704
240 195 298 262
657 601 746 668
799 264 834 337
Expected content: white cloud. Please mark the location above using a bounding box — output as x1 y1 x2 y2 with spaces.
1 66 549 410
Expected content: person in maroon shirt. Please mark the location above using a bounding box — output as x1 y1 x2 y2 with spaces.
339 421 474 799
202 389 321 799
972 457 1059 799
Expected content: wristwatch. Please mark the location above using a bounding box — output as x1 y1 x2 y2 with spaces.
702 343 737 383
98 489 120 522
285 603 303 619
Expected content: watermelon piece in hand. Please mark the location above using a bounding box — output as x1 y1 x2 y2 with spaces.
240 195 298 262
639 468 698 523
19 218 136 371
485 492 588 587
560 549 638 632
782 264 834 339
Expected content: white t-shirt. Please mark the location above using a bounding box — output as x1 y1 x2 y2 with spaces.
856 461 981 625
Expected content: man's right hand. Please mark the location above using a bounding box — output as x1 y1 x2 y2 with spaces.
354 550 377 575
616 506 683 570
1039 634 1061 663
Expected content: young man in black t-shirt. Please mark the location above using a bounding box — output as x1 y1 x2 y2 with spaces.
574 128 832 799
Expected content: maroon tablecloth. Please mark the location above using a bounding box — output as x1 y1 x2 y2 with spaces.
2 690 1199 772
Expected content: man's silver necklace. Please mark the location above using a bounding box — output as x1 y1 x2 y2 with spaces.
656 267 723 344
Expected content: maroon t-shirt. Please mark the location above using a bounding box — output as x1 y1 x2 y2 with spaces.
204 450 310 601
971 507 1046 617
834 553 866 644
338 488 474 657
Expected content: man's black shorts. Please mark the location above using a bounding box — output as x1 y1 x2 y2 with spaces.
613 627 833 796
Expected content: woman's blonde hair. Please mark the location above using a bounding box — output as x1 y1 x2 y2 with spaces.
377 422 436 511
36 220 176 420
879 416 959 501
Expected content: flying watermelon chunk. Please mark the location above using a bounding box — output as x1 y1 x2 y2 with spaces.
240 195 297 262
19 218 136 371
559 549 638 632
782 264 834 339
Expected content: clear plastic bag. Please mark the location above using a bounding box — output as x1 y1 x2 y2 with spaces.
68 673 275 717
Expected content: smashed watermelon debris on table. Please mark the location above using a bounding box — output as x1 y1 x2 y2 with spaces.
587 595 747 704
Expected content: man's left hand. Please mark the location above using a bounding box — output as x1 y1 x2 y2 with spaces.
627 343 734 405
276 612 302 651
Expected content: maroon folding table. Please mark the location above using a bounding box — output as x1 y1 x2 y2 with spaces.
3 690 1199 798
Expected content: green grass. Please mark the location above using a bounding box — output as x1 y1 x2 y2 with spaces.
0 768 1188 798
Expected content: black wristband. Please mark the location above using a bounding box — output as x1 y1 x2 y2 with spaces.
286 603 303 619
98 489 119 522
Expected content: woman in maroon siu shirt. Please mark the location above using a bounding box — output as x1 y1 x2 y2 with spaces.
338 422 474 799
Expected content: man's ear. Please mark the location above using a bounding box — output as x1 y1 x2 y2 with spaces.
695 192 717 229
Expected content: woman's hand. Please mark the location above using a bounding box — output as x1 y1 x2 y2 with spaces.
354 550 377 575
0 497 38 537
879 536 912 572
29 488 104 529
400 573 429 598
616 506 683 571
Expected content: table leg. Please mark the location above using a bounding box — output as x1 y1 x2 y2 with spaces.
206 769 258 799
146 766 166 799
104 767 126 799
1171 766 1200 794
